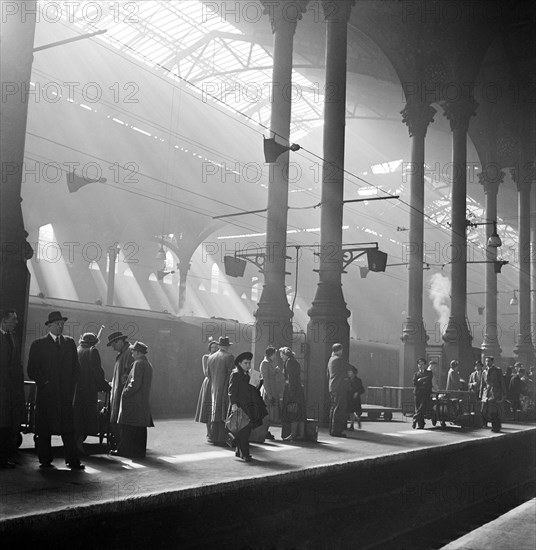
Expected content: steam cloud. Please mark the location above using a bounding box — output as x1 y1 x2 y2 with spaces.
428 273 451 334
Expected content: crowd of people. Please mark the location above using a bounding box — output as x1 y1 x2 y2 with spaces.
412 355 536 433
0 308 153 469
4 305 533 470
195 340 366 462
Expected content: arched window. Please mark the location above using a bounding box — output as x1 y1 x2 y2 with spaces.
251 276 260 301
210 263 219 294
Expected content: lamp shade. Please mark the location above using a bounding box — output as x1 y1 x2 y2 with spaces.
224 255 247 277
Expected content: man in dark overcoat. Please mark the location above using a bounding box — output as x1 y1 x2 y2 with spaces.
0 309 25 468
27 311 84 469
327 343 351 437
412 358 433 430
480 356 507 432
107 331 134 450
74 333 111 453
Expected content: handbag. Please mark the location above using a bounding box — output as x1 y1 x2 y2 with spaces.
225 407 250 435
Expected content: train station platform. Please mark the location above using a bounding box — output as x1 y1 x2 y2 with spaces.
1 415 535 549
440 497 536 550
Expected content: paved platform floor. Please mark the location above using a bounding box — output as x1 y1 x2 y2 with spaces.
440 497 536 550
1 414 534 528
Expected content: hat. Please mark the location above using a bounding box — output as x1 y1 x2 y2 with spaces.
217 336 233 346
207 338 219 351
332 343 343 352
45 311 68 325
130 341 148 354
106 331 128 346
265 345 277 356
234 351 253 366
79 332 99 346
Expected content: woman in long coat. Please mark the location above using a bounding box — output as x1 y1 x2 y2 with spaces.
194 339 219 438
279 347 306 441
115 341 154 458
259 346 280 440
206 337 234 444
74 333 111 453
228 352 267 462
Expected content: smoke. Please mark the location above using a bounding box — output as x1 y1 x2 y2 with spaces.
428 273 451 334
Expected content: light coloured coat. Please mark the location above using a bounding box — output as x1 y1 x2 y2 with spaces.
207 348 234 422
118 355 154 427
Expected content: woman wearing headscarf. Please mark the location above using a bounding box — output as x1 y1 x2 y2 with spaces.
228 352 267 462
259 345 280 440
279 347 306 441
194 339 219 439
74 333 111 454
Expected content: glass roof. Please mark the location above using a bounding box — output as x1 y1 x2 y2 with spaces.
54 0 323 139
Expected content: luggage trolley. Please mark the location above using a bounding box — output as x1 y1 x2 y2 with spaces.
424 390 467 428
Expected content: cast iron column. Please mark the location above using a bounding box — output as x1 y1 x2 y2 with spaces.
0 1 37 350
306 0 355 423
531 183 536 349
442 97 478 379
400 102 436 387
253 1 308 367
512 162 535 365
479 170 503 361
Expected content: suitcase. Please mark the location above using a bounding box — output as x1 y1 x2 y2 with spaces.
304 419 318 442
249 416 269 443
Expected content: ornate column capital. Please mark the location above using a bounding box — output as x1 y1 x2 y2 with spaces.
322 0 355 22
510 161 536 192
478 169 504 196
400 103 436 138
261 0 309 33
443 97 478 133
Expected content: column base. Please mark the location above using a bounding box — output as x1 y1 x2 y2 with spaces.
480 342 502 364
306 283 351 424
401 318 428 387
513 341 535 368
442 317 474 380
253 299 294 369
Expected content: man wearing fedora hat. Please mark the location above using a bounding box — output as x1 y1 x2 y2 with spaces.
27 311 84 469
73 333 111 454
114 341 154 458
206 336 234 444
107 331 134 451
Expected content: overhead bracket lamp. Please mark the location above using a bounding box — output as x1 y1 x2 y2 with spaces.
263 137 301 163
466 260 509 273
224 247 292 277
510 290 518 306
336 242 388 273
465 219 502 248
157 269 176 280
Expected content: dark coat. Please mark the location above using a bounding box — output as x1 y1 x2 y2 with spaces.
282 357 306 422
73 344 110 436
327 355 350 393
0 331 25 429
413 369 433 396
110 344 134 424
228 367 267 428
118 355 154 427
27 334 80 435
